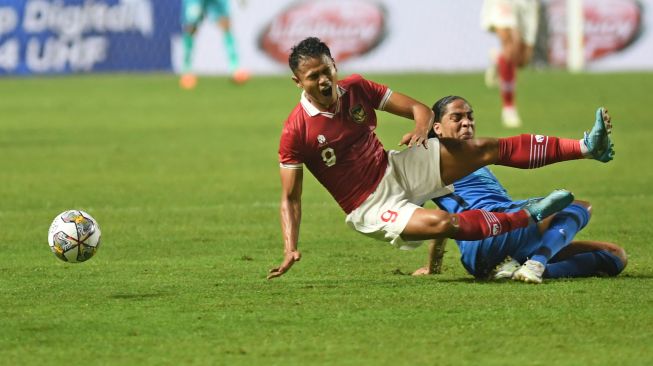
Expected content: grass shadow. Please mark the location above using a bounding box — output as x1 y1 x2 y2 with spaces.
109 292 168 300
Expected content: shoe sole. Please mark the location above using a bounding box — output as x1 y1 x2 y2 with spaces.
513 273 542 284
589 107 614 161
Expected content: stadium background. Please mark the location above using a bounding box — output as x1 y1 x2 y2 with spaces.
1 0 651 75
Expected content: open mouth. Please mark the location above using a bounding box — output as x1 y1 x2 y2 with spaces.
320 86 332 97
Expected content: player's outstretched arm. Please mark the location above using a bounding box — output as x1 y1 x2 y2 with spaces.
268 168 303 279
383 92 434 148
412 238 447 276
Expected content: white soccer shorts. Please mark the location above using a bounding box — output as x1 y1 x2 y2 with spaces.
481 0 540 46
345 138 454 250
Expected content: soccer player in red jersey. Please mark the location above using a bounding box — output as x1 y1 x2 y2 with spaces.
481 0 540 127
268 37 613 279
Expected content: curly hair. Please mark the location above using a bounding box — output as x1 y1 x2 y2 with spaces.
288 37 333 73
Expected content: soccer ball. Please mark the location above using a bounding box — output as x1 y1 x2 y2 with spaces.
48 210 102 263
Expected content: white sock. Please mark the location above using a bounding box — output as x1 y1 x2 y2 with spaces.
579 138 589 156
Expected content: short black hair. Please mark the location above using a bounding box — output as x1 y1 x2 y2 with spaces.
428 96 471 138
288 37 333 73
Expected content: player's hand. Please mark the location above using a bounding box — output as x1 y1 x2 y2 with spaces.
267 250 301 279
399 127 429 148
411 267 433 276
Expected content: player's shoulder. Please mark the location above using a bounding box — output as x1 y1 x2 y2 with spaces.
281 103 307 133
338 74 365 88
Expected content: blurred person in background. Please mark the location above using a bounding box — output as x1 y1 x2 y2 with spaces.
481 0 540 128
180 0 249 89
411 96 625 284
268 37 614 280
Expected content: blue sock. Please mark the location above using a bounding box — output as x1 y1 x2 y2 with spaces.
544 250 625 278
182 32 194 73
531 204 590 266
223 31 239 72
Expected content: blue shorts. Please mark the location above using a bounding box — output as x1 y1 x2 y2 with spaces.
182 0 230 25
457 199 537 278
459 203 596 278
459 223 542 278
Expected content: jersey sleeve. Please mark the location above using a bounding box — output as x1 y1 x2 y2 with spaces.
278 120 303 169
357 75 393 111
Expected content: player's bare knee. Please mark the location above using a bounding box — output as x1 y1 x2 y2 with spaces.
218 17 231 31
516 53 532 68
614 247 628 269
428 211 456 237
185 25 197 35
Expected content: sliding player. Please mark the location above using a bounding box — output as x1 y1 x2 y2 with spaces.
412 96 625 284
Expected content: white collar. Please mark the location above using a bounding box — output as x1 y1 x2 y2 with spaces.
299 86 346 118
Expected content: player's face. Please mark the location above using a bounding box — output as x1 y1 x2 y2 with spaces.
292 54 338 111
434 99 475 140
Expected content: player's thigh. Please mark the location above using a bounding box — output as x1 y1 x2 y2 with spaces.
438 138 498 186
345 166 422 249
516 0 539 47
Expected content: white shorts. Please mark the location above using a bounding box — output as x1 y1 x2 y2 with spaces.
345 138 454 250
481 0 540 46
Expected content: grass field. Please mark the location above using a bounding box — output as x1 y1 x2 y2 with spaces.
1 70 652 365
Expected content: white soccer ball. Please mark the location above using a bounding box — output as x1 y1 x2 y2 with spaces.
48 210 102 263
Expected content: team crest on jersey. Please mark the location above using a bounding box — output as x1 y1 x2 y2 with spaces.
317 134 327 145
349 104 367 124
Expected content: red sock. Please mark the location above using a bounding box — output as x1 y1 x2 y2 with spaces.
497 134 583 169
454 209 530 241
497 55 515 107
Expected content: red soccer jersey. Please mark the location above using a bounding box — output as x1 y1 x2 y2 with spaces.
279 74 392 213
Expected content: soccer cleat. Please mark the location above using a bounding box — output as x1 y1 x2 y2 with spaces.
180 73 197 90
597 139 615 162
513 259 545 284
524 189 574 222
492 257 521 280
232 68 250 84
502 106 522 128
583 107 614 162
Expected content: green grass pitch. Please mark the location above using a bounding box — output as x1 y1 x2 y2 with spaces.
1 71 652 365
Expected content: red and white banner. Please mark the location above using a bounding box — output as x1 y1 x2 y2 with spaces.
171 0 653 75
547 0 643 68
259 0 386 64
